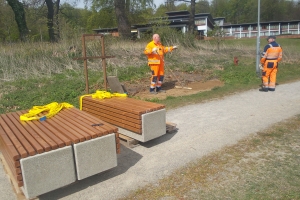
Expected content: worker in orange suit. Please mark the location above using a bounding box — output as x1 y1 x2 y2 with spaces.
259 35 282 92
144 34 178 94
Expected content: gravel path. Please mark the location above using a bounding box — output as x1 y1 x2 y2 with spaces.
1 81 300 200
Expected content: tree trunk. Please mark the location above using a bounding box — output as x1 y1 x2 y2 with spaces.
114 0 131 39
6 0 29 41
45 0 56 42
55 0 60 40
188 0 195 34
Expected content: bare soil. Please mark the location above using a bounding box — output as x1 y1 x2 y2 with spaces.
123 72 224 100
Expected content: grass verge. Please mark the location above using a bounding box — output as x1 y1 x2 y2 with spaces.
121 115 300 200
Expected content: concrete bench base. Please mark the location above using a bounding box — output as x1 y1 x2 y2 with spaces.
74 134 117 180
117 109 166 142
20 146 76 199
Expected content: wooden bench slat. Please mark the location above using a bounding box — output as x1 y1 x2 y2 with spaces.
0 144 22 184
54 113 92 141
43 117 82 144
0 125 20 161
22 112 72 147
9 112 49 153
59 108 102 138
116 97 165 110
82 107 142 134
63 108 109 137
1 114 37 156
16 111 60 151
69 108 118 134
84 96 144 115
82 99 141 120
82 107 142 129
1 147 21 176
106 98 159 113
82 102 142 125
0 115 29 158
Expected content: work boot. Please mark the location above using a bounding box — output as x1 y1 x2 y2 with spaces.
268 88 275 91
149 88 157 94
156 87 166 93
259 87 268 92
149 91 157 94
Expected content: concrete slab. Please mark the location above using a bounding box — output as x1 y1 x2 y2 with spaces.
118 109 166 142
107 76 125 93
20 146 76 199
73 134 117 180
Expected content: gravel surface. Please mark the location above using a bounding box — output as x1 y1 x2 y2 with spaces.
1 81 300 200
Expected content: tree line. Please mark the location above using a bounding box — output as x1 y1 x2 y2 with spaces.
0 0 299 42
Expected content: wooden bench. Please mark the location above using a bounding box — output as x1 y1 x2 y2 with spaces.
0 107 119 199
81 96 166 142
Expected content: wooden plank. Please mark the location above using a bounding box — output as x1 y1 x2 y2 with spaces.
166 122 177 133
10 112 51 153
82 103 142 126
82 107 142 134
15 111 60 151
43 117 81 144
1 114 37 156
0 115 29 158
54 113 92 141
118 133 139 148
0 153 25 197
18 110 72 147
0 125 20 161
69 108 118 133
83 96 144 115
59 109 102 139
107 98 164 112
82 99 142 122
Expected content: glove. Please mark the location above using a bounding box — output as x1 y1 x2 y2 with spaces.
173 46 178 49
259 63 264 70
152 47 158 54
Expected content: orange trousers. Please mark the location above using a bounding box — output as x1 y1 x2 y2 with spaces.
150 64 164 91
262 60 278 90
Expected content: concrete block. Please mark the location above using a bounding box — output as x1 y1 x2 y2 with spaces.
20 146 76 199
73 134 117 180
118 109 166 142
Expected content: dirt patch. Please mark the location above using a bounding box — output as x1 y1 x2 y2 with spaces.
135 79 224 100
122 72 224 100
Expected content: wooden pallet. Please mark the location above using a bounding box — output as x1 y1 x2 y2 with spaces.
0 153 28 200
119 122 177 148
118 133 139 148
166 122 177 133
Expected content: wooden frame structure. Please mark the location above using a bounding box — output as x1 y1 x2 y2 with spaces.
74 34 114 94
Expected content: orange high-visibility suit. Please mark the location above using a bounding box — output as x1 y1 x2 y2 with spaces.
144 40 175 92
260 42 282 91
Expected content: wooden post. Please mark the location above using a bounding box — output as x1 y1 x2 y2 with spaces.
101 36 108 91
82 35 89 94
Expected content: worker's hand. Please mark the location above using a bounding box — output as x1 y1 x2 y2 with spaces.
173 46 178 49
259 63 264 70
152 47 158 54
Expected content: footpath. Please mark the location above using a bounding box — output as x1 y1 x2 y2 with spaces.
1 81 300 200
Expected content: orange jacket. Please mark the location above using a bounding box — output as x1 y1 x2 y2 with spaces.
260 42 282 64
144 41 175 65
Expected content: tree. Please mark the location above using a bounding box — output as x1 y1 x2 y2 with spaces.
6 0 29 41
207 24 225 50
90 0 154 38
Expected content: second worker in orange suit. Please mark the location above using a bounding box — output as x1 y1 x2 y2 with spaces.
144 34 177 94
259 35 282 92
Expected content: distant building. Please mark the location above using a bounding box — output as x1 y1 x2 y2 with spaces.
93 10 300 39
